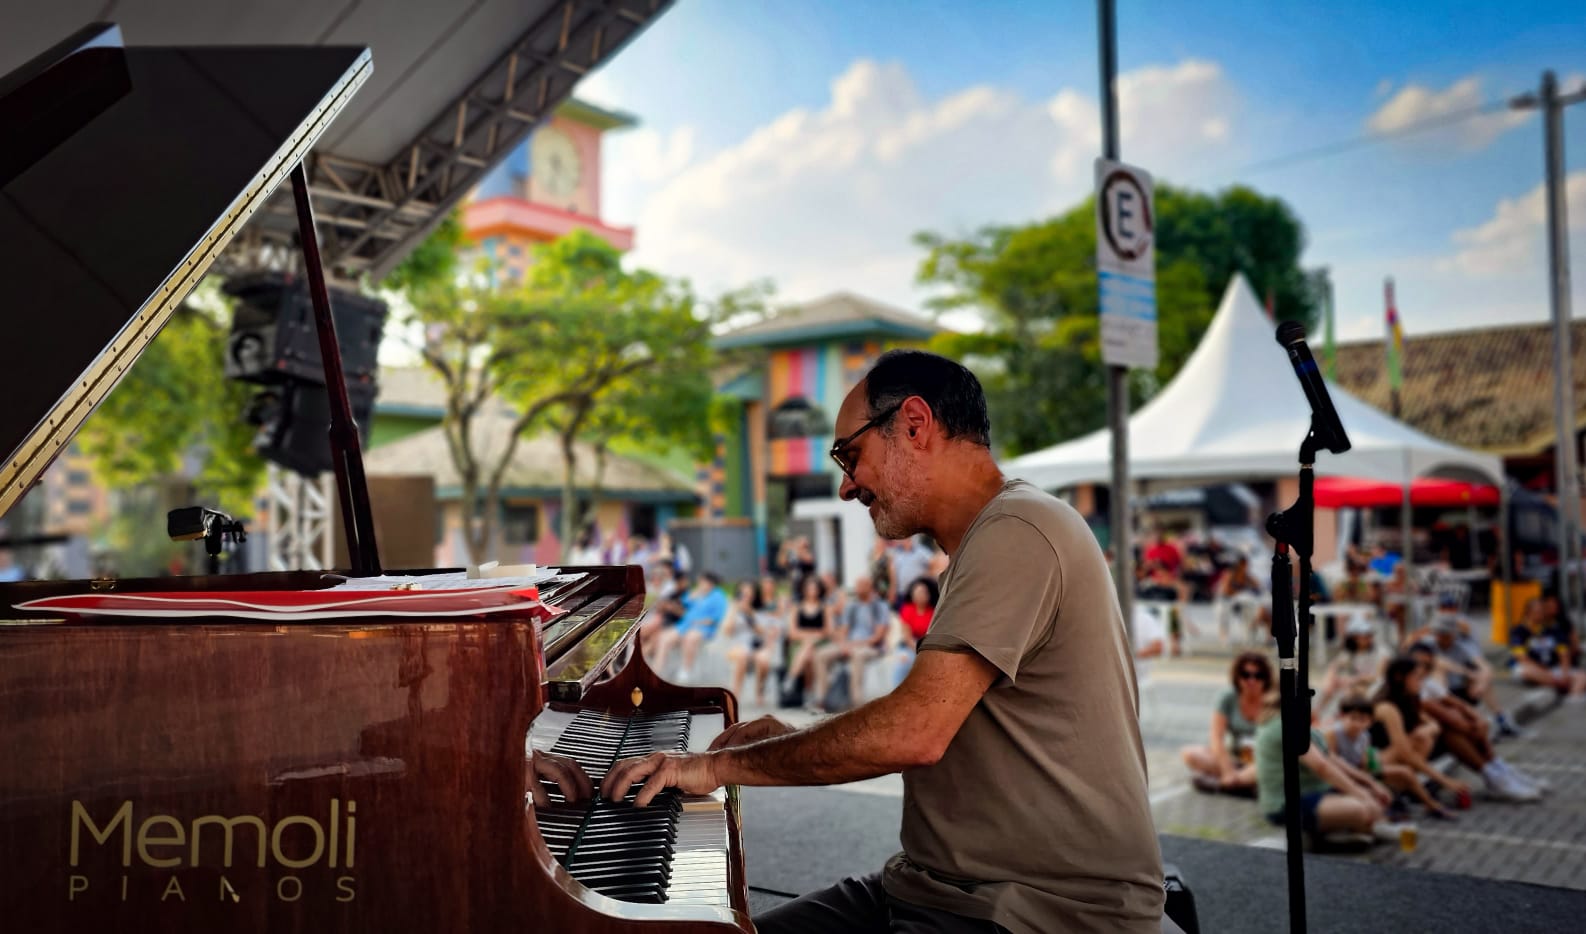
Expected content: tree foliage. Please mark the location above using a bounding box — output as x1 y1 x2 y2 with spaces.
916 183 1317 457
76 283 264 517
400 228 729 563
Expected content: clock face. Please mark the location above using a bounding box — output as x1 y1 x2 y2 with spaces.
531 127 582 202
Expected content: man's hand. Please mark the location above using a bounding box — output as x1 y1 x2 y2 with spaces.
707 715 793 751
600 751 720 808
529 750 594 808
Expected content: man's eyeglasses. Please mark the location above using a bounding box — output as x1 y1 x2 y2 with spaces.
829 401 904 479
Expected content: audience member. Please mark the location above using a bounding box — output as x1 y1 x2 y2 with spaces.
640 567 689 643
780 576 832 699
1137 559 1190 656
1318 618 1387 713
1217 555 1271 642
569 524 604 564
1255 691 1387 838
1182 651 1271 796
1414 615 1523 736
891 576 940 686
1332 560 1382 606
1328 694 1452 819
886 537 935 609
776 536 816 582
811 576 892 709
651 572 727 679
1408 642 1540 788
721 582 778 705
898 577 938 642
1142 530 1183 576
1508 596 1586 700
1373 655 1537 804
868 539 893 605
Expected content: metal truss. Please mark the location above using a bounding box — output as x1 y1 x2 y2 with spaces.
222 0 672 283
265 466 336 571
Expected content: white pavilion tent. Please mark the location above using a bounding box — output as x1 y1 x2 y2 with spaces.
1005 275 1509 593
1006 275 1504 490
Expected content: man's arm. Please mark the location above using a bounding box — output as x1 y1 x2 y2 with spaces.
600 648 998 806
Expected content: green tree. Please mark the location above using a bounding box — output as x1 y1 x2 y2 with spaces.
916 183 1315 457
499 232 721 558
400 229 728 563
76 282 263 517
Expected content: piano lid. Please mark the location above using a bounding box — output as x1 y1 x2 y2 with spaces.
0 23 371 520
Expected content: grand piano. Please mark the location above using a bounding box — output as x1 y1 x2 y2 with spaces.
0 24 752 932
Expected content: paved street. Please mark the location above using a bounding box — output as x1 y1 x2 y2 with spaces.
735 605 1586 923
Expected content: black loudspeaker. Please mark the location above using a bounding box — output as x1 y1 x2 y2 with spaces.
224 272 385 386
223 272 386 476
246 381 376 477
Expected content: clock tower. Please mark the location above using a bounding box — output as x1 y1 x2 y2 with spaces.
463 97 637 282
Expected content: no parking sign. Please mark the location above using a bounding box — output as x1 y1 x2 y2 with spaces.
1096 158 1158 369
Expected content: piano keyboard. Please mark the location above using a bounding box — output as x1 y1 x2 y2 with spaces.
531 709 731 907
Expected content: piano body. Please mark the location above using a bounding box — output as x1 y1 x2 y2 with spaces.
0 24 753 933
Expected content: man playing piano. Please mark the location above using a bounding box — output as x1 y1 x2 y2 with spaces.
602 350 1165 933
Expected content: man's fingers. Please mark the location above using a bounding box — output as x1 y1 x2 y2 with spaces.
634 767 670 809
601 755 657 801
544 759 583 803
707 724 744 751
570 761 595 801
530 779 549 809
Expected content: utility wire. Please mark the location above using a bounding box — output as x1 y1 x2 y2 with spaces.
1233 97 1520 177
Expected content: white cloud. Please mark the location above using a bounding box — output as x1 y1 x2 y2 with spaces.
605 58 1241 309
1365 75 1528 150
1443 171 1586 276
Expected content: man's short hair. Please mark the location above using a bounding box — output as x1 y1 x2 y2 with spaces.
864 349 991 447
700 571 721 587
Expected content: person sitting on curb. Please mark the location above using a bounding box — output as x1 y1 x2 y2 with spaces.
1328 694 1453 820
1373 654 1538 805
1406 643 1551 796
1408 614 1524 737
1508 596 1586 702
1254 691 1404 844
1181 651 1270 796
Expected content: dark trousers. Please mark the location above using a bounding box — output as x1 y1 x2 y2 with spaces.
754 873 1009 934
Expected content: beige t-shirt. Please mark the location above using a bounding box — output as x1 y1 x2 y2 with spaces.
881 480 1163 933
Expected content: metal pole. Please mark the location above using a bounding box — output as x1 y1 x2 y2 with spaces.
1541 71 1582 627
290 163 382 576
1098 0 1133 636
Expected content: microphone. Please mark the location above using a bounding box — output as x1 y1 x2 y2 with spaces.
1275 321 1351 455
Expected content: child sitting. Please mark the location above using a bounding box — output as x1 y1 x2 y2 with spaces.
1328 694 1453 820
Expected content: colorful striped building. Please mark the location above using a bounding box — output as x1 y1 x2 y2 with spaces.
709 293 941 568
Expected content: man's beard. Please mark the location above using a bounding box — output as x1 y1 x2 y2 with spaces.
867 442 924 540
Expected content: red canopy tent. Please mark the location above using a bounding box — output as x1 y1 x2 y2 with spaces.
1314 477 1500 509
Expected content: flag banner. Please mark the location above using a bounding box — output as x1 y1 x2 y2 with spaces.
1385 278 1404 391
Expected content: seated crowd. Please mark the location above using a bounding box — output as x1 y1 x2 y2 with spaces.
1180 583 1571 850
636 535 947 713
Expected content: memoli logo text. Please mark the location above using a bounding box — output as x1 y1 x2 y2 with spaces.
67 799 357 903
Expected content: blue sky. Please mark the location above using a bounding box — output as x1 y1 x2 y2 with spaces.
580 0 1586 341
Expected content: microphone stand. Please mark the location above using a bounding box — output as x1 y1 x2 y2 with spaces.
1265 423 1319 934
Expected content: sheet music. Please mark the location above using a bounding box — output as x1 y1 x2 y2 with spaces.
322 569 574 592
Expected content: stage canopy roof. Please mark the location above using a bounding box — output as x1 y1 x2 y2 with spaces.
0 0 672 280
1005 275 1505 490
